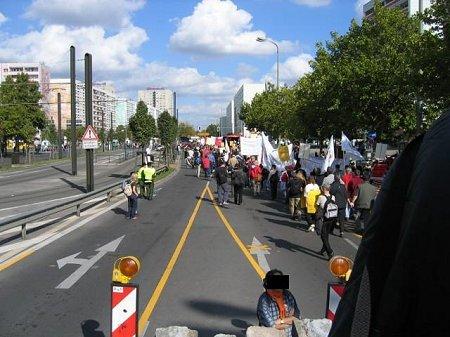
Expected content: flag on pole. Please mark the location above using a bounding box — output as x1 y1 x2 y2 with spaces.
341 132 364 161
321 135 335 173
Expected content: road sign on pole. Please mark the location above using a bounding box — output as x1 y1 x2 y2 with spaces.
82 125 99 150
325 282 345 321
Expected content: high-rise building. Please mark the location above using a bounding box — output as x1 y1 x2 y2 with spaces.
0 62 50 95
363 0 431 19
115 99 136 128
138 88 175 116
233 83 266 136
48 79 118 132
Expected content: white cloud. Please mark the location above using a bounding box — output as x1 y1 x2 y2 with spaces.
262 53 313 85
0 12 7 25
170 0 297 56
236 62 258 77
25 0 145 28
291 0 331 7
355 0 366 19
0 24 148 76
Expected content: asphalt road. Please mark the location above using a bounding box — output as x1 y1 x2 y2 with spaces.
0 165 360 337
0 152 141 220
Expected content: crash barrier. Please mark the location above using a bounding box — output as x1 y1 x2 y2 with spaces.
0 166 169 239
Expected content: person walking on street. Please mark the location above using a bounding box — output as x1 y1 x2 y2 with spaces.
125 172 139 220
249 160 263 196
351 171 378 232
330 173 348 237
231 163 246 205
287 172 305 220
201 154 211 178
228 153 238 169
305 176 321 232
142 162 156 200
316 185 338 259
322 167 335 188
215 159 229 207
268 165 279 200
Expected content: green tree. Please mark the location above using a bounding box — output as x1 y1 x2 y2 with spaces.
115 125 127 143
64 126 86 142
42 120 58 145
0 73 45 153
129 101 156 148
157 111 178 147
178 122 196 137
205 123 219 136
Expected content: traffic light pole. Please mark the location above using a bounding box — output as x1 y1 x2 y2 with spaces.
57 92 62 160
85 53 94 192
70 46 77 176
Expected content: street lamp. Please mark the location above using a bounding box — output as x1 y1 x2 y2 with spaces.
256 37 279 89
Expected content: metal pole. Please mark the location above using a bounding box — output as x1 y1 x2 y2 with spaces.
85 53 94 192
419 0 424 33
70 46 77 175
57 92 62 159
102 111 105 152
275 43 279 89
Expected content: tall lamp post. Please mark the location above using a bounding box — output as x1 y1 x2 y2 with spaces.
256 37 279 89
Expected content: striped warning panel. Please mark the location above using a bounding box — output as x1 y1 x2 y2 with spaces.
326 282 345 321
111 284 138 337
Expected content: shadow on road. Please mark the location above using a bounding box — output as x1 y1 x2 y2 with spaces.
185 299 255 318
264 217 309 232
51 165 72 176
264 235 328 261
60 177 87 193
111 207 127 216
81 319 105 337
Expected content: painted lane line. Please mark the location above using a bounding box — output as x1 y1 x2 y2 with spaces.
0 167 52 178
0 194 81 212
0 232 56 254
206 186 266 279
138 182 209 335
56 236 125 289
248 236 271 273
0 196 128 272
344 237 359 250
0 249 34 272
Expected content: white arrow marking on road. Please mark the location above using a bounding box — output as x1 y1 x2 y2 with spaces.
56 236 125 289
249 236 271 273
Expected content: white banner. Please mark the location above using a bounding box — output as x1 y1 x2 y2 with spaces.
321 135 335 172
341 132 364 161
240 137 262 156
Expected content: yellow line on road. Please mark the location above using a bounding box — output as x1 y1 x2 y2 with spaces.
138 183 209 335
206 186 266 279
0 249 34 272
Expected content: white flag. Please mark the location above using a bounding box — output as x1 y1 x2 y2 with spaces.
321 135 335 173
341 132 364 161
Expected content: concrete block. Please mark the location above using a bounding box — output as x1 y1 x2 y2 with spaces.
246 326 285 337
155 326 198 337
294 318 332 337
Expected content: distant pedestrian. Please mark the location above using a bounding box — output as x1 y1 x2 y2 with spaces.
287 172 305 220
304 176 321 232
316 185 338 259
330 173 348 237
249 160 263 196
126 172 139 220
322 167 335 188
231 163 246 205
201 155 211 178
268 165 279 200
215 159 229 207
351 171 378 232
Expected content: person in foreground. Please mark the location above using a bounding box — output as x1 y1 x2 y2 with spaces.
257 269 300 337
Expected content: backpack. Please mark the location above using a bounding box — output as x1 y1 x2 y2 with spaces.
323 196 338 219
123 182 133 197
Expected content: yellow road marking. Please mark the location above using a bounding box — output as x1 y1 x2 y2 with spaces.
0 249 34 272
206 186 266 279
353 233 362 238
138 184 209 335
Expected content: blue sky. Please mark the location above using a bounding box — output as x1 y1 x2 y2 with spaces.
0 0 365 128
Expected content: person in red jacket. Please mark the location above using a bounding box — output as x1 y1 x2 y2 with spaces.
249 160 263 196
201 155 211 178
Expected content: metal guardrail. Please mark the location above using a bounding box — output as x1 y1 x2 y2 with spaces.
0 165 169 239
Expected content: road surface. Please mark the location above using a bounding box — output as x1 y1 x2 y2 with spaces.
0 165 360 337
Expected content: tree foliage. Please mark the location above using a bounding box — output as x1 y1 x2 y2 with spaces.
240 1 448 144
157 111 178 147
129 101 156 147
0 73 46 151
205 123 219 136
178 122 196 137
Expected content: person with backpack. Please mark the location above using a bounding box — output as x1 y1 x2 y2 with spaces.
231 163 246 205
316 185 338 259
124 172 139 220
215 159 229 207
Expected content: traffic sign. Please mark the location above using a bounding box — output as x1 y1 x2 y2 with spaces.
82 125 99 149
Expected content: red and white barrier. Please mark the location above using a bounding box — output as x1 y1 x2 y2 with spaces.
325 282 345 321
111 284 138 337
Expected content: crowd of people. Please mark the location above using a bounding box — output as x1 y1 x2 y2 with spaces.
185 144 379 260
